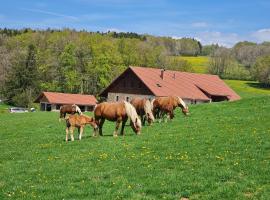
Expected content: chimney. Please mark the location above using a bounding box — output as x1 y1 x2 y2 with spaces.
173 73 176 79
160 69 165 80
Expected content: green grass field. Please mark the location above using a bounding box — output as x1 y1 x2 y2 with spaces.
1 81 270 199
176 56 209 73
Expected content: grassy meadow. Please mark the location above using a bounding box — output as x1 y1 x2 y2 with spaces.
176 56 209 73
1 81 270 199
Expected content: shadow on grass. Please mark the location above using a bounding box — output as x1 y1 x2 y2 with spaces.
246 82 270 90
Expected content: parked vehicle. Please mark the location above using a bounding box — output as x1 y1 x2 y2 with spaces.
9 107 28 113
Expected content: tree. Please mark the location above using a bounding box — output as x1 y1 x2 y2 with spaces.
252 55 270 86
208 47 232 76
4 44 39 107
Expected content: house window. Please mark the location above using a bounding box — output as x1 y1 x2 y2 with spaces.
116 95 119 101
126 96 130 102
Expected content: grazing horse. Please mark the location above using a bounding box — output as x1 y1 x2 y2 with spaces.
59 104 82 121
153 96 189 122
65 114 98 142
94 101 142 137
130 97 155 125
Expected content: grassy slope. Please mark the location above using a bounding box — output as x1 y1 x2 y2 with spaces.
176 56 209 73
1 95 270 199
225 80 270 99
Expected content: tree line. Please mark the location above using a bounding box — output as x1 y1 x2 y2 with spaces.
208 41 270 85
0 28 269 108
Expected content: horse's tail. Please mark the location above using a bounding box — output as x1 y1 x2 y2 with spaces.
123 101 142 129
59 105 63 122
93 104 98 112
74 104 82 115
144 99 155 122
150 98 155 111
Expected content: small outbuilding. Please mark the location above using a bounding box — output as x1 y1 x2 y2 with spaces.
100 66 240 104
34 92 97 112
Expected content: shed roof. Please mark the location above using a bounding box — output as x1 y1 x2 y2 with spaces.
34 92 97 106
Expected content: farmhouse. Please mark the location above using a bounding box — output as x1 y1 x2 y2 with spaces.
34 92 97 111
100 66 240 104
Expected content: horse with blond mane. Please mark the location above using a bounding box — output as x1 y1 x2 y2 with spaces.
94 101 142 137
65 114 98 142
130 97 155 125
153 96 189 122
59 104 82 121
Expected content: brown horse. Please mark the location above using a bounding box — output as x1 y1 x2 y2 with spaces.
94 101 142 137
65 114 98 142
59 104 82 121
152 96 189 122
130 97 155 125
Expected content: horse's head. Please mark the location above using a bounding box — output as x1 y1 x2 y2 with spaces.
177 97 189 116
181 106 189 116
144 100 155 125
146 112 155 125
131 117 142 135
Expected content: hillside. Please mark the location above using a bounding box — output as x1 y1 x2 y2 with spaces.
1 95 269 199
176 56 209 74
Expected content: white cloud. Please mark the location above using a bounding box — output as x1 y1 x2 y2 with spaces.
21 8 78 21
251 29 270 43
195 31 243 47
173 31 242 47
191 22 209 28
105 28 123 33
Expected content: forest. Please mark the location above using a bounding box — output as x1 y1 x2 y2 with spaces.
0 28 269 107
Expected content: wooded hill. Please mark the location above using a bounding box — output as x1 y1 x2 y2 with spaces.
0 28 269 107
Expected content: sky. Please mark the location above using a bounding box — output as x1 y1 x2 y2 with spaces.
0 0 270 47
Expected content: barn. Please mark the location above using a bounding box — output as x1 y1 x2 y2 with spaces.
34 92 97 112
100 66 240 104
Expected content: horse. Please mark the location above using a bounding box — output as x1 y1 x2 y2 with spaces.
130 97 155 125
153 96 189 122
94 101 142 137
59 104 82 122
65 114 98 142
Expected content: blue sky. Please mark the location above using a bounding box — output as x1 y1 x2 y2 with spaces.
0 0 270 46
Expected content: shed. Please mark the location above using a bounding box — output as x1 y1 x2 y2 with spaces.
34 92 97 111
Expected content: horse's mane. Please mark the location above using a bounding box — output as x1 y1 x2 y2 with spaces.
144 99 155 121
177 97 187 109
123 101 142 128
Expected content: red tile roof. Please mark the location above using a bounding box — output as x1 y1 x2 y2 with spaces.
35 92 97 106
128 66 240 101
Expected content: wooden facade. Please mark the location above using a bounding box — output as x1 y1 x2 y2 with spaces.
100 68 154 102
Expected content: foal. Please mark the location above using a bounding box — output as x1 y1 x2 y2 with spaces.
65 114 97 142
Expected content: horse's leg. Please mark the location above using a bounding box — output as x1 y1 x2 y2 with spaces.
159 110 163 123
141 114 146 126
114 119 121 137
65 127 69 142
120 117 128 136
70 126 75 141
98 118 105 136
79 126 84 140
